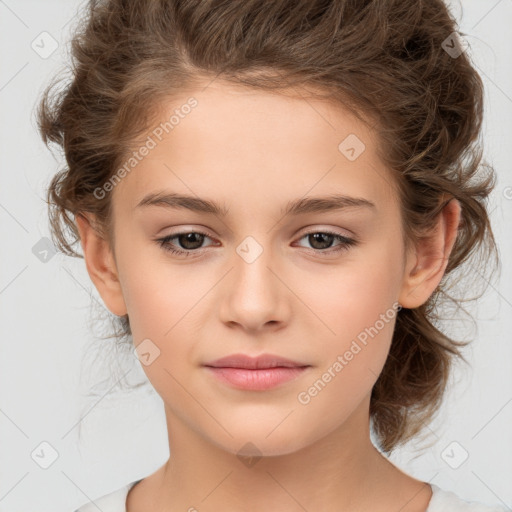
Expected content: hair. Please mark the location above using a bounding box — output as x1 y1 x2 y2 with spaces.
36 0 498 453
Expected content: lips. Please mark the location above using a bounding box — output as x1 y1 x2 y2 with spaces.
204 353 309 370
203 353 311 390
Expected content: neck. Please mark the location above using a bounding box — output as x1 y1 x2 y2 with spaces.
137 397 431 512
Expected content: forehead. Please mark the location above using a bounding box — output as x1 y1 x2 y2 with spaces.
158 80 377 155
112 80 396 214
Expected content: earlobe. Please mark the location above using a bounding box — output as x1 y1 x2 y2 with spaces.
398 198 461 309
75 214 127 317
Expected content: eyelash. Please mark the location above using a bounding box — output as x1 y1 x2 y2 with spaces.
156 229 357 257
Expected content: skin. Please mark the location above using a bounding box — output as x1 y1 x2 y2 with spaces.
76 80 461 512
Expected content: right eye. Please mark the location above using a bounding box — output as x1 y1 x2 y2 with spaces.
156 230 217 256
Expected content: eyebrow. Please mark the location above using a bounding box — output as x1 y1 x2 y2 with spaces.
136 192 376 217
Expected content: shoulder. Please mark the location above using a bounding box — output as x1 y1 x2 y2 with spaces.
427 484 508 512
73 480 141 512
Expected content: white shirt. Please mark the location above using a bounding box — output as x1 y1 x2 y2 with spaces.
74 481 508 511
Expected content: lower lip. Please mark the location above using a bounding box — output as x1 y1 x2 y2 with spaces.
204 366 309 390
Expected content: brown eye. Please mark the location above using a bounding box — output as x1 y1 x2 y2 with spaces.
176 232 205 250
307 233 335 250
156 230 215 256
295 230 357 256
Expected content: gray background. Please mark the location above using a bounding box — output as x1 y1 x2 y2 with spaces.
0 0 511 510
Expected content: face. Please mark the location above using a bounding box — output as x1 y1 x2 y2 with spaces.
99 81 413 456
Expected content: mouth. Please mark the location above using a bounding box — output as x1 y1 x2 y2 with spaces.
204 353 309 369
203 353 311 390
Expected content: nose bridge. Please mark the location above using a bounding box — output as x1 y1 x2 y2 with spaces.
220 234 287 329
234 234 278 300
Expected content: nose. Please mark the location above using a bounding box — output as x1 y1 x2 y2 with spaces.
219 239 291 333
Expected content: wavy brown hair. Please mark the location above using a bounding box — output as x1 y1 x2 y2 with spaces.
36 0 498 453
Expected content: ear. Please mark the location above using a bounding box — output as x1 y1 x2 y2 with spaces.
398 198 461 309
75 213 127 316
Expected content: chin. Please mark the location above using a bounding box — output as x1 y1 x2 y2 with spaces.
207 424 314 460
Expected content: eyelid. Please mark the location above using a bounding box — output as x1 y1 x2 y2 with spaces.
299 227 353 238
160 225 216 238
297 224 355 238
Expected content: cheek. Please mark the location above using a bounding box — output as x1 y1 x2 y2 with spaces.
116 245 217 385
119 261 201 410
298 241 403 347
117 242 205 339
292 240 403 400
293 280 399 433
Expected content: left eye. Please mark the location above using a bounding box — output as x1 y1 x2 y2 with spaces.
294 231 357 254
156 230 357 257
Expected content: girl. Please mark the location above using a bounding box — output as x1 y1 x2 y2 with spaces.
37 0 506 511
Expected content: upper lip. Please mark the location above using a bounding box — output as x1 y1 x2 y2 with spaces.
204 353 310 369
